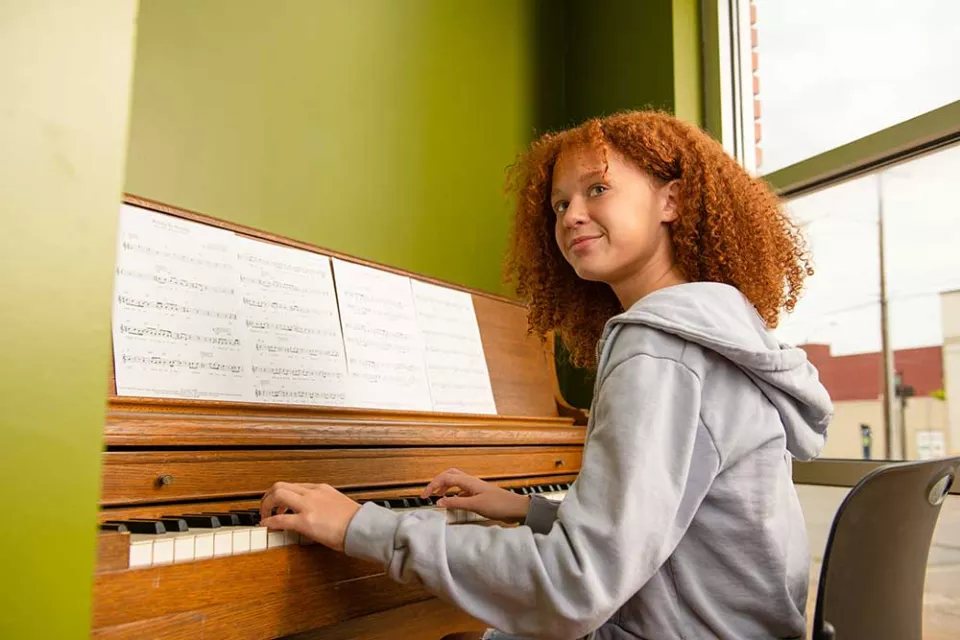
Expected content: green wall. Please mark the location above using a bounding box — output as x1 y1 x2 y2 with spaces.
124 0 703 409
125 0 563 296
0 1 139 638
125 0 702 297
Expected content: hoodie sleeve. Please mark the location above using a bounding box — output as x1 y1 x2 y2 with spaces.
343 353 720 639
524 493 561 534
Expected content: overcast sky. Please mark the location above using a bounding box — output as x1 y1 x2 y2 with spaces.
755 0 960 355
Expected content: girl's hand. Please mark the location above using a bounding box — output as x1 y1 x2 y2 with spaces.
259 482 361 551
422 468 530 523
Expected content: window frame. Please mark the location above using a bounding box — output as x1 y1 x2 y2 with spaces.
702 0 960 492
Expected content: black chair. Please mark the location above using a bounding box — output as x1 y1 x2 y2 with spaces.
812 456 960 640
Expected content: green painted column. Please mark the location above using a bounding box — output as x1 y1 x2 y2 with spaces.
0 1 139 637
0 0 137 639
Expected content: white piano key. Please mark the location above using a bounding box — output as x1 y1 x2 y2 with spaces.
283 530 300 545
267 530 287 548
250 527 268 551
231 528 251 554
151 537 175 566
194 532 215 560
173 534 195 563
128 538 153 568
213 530 233 557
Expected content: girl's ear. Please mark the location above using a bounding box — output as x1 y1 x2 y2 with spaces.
660 179 681 223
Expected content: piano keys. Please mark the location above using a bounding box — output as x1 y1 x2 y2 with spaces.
100 483 572 570
91 195 587 640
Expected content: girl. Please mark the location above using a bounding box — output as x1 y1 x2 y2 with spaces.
260 110 833 640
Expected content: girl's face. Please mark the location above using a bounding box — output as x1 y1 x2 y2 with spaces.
551 144 679 298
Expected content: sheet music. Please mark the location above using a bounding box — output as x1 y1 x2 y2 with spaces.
236 237 349 406
410 280 498 414
331 258 433 411
112 204 252 400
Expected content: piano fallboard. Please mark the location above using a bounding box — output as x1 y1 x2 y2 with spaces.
101 446 581 505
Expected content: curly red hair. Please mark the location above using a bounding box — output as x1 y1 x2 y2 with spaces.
503 110 812 368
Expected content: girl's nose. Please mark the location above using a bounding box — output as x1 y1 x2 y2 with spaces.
562 199 589 228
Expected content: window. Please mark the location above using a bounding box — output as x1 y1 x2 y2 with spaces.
775 142 960 461
707 2 960 615
707 0 960 465
742 0 960 174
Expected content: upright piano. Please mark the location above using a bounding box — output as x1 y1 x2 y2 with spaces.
91 195 588 639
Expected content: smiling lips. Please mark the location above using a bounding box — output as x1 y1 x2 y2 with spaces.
568 235 601 252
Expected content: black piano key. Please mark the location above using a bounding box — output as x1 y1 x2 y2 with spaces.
194 512 241 526
131 517 188 532
100 522 128 533
386 498 407 509
427 495 441 505
228 511 260 526
104 519 166 534
164 514 221 528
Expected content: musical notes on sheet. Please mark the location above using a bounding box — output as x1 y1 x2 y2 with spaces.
411 280 498 414
332 258 433 411
112 205 250 400
236 236 348 405
111 205 499 414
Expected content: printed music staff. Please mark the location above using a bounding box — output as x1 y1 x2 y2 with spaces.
332 258 433 411
236 236 348 405
112 205 250 401
411 280 497 415
111 205 499 415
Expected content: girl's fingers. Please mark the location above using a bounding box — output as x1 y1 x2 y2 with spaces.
260 485 306 520
261 512 301 532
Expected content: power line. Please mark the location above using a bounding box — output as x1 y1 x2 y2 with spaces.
787 283 960 325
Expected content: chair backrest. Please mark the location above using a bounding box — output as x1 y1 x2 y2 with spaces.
812 456 960 640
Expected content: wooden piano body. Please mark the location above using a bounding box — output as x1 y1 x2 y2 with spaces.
92 195 587 639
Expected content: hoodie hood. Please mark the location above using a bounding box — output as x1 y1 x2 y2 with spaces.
601 282 833 460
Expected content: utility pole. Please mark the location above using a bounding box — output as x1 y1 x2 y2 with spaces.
878 172 899 458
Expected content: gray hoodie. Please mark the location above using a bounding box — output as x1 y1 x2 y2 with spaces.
344 282 833 639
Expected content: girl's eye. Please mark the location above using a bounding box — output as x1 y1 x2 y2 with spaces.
588 184 607 196
553 201 568 215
